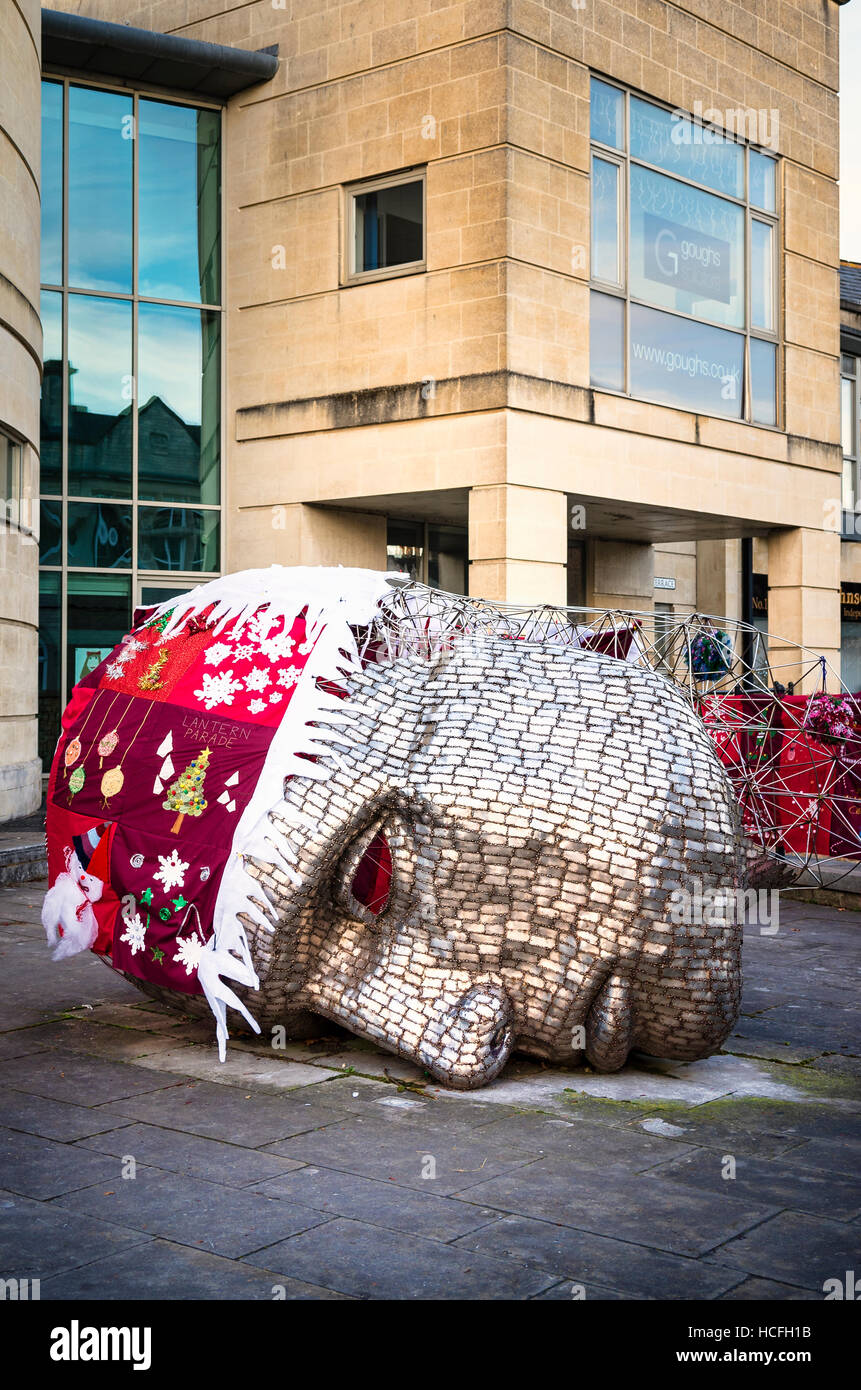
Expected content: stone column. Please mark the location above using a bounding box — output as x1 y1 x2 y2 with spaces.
696 539 742 623
468 484 567 604
767 527 841 691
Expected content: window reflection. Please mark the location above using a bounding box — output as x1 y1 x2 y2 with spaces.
590 79 624 150
629 303 743 418
749 151 776 213
630 165 744 329
591 156 620 285
386 520 423 579
138 305 220 504
41 82 63 284
137 506 219 572
39 499 62 566
39 573 62 766
590 290 625 391
68 87 133 293
750 220 774 332
40 290 63 496
68 501 132 568
139 101 220 303
750 339 776 427
67 574 131 698
630 97 744 199
67 295 133 498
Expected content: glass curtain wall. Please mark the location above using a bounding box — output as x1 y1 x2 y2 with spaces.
38 79 222 763
589 78 779 425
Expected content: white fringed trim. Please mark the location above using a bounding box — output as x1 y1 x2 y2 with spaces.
150 566 398 1060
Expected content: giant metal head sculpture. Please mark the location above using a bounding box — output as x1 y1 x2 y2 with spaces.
43 567 749 1088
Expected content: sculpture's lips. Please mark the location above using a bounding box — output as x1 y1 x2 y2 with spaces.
584 971 634 1072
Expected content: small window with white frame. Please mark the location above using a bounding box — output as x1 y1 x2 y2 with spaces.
0 430 26 532
344 171 426 284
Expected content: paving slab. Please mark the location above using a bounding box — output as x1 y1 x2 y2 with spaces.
40 1236 353 1300
0 1052 178 1105
122 1044 341 1092
0 1030 57 1060
251 1165 504 1242
473 1111 696 1171
0 1125 126 1200
645 1147 861 1220
451 1214 744 1299
245 1216 557 1299
22 1019 191 1061
52 1165 331 1259
716 1276 820 1301
0 1187 152 1280
268 1115 543 1195
76 1121 308 1186
96 1078 360 1147
531 1279 630 1299
708 1211 861 1292
776 1136 861 1176
455 1158 780 1257
0 1085 133 1142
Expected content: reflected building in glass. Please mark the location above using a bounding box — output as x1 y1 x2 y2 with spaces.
37 76 222 764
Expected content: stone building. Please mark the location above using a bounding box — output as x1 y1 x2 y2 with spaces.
0 0 854 818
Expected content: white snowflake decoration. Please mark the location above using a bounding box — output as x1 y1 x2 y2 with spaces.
244 666 270 693
204 641 233 667
248 698 266 715
260 630 295 662
194 669 242 710
154 848 189 893
247 609 278 644
173 931 206 976
277 666 301 689
120 913 146 956
269 691 283 703
105 660 126 679
232 643 255 662
298 638 315 655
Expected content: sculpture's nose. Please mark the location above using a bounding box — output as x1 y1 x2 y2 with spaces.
417 983 514 1089
305 951 514 1090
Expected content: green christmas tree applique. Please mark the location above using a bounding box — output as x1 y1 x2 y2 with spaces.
163 746 211 835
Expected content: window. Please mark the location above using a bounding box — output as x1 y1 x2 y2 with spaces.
38 78 223 748
842 353 859 536
386 519 467 593
589 78 779 426
1 431 26 531
345 173 425 282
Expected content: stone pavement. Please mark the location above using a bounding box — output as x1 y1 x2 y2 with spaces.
0 880 858 1300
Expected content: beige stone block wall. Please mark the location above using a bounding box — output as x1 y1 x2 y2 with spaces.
59 0 843 638
653 542 697 611
0 0 41 819
231 501 386 571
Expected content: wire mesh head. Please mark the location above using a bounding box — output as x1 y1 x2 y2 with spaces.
364 580 860 891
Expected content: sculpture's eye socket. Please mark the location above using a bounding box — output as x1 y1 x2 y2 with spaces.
350 832 392 916
336 827 393 924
